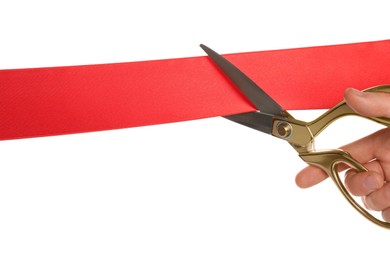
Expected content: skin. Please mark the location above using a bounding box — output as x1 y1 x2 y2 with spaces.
295 88 390 222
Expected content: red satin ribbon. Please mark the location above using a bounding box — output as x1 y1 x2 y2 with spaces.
1 40 390 140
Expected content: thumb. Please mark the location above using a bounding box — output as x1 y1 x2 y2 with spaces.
344 88 390 118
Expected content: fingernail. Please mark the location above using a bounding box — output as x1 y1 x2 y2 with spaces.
361 196 371 210
364 175 379 191
382 210 390 222
347 88 365 97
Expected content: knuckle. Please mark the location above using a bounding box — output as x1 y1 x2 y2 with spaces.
365 183 390 211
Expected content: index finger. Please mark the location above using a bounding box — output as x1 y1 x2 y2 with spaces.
295 165 328 188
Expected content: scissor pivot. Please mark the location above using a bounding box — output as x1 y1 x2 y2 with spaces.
276 122 292 139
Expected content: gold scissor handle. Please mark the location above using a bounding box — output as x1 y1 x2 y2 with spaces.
300 150 390 229
307 85 390 138
297 85 390 228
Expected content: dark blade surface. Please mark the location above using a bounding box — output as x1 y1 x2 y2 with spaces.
200 44 284 117
224 111 274 134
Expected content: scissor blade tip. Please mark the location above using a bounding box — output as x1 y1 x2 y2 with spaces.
199 44 214 55
199 44 207 50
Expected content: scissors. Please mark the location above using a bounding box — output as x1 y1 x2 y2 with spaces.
200 44 390 228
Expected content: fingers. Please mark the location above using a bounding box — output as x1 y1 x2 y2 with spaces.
344 88 390 118
295 130 389 188
345 171 383 196
297 159 386 192
344 160 384 196
362 182 390 211
345 160 390 222
340 129 390 171
295 166 328 188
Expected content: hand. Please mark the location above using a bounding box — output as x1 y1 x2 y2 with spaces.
295 88 390 222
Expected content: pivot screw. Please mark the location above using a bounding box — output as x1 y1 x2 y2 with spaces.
277 122 292 139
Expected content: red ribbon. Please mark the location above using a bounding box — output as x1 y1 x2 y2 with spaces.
1 40 390 140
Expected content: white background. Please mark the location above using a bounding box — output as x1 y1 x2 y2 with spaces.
0 0 389 259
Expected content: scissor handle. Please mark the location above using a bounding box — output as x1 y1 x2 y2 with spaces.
307 85 390 138
300 150 390 229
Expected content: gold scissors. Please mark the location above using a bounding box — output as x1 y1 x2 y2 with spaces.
200 44 390 228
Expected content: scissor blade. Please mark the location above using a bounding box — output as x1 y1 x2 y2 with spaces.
200 44 284 117
224 112 274 135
